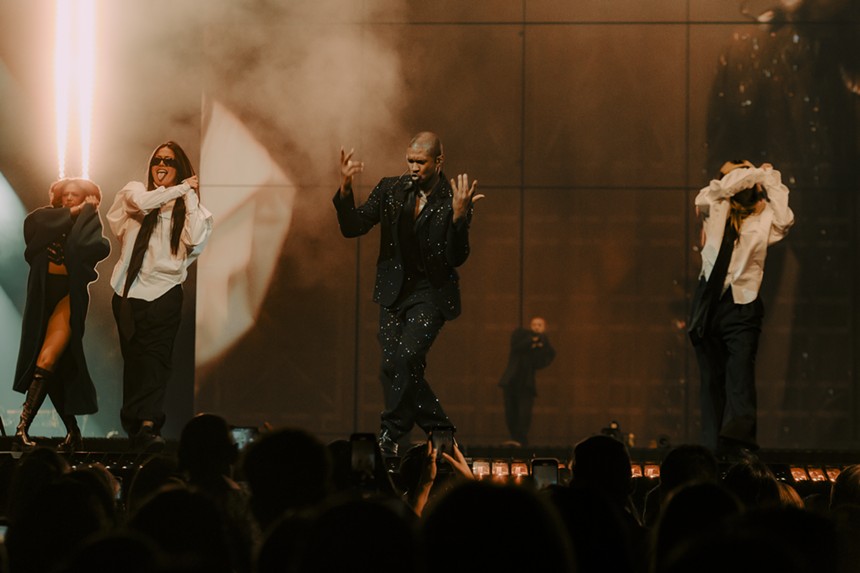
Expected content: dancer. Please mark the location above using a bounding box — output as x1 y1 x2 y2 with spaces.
108 140 213 451
13 177 110 451
333 132 483 456
688 160 794 458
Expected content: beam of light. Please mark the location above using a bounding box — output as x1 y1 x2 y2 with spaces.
78 0 95 179
54 0 71 178
54 0 96 180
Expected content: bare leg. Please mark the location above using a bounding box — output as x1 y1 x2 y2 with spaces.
16 296 71 449
36 295 72 371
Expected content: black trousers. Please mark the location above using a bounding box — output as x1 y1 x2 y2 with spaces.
378 279 452 440
112 285 183 436
503 385 534 445
693 284 764 450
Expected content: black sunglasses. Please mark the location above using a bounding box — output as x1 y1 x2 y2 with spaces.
151 156 178 168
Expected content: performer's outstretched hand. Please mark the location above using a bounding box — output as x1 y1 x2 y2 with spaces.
451 173 483 222
340 146 364 195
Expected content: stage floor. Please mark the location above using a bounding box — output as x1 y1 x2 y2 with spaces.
0 437 856 464
0 437 854 497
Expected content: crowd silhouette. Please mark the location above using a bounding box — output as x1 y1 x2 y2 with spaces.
0 415 857 573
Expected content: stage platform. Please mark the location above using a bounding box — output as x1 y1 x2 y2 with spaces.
0 438 855 497
0 437 177 464
460 444 860 467
0 437 856 466
458 444 858 501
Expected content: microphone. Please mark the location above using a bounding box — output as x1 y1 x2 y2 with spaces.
400 171 413 190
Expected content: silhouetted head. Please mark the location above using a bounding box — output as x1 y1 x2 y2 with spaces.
830 463 860 510
572 434 633 503
722 457 781 509
128 485 233 573
178 413 239 483
421 480 576 572
240 426 333 530
659 443 719 495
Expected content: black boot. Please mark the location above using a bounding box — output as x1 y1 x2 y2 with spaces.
15 367 50 450
57 415 83 453
377 428 399 457
130 423 164 453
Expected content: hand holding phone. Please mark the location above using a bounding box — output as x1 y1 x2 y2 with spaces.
430 427 455 473
531 457 560 490
349 432 377 480
230 426 260 452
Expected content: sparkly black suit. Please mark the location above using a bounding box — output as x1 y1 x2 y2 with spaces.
333 173 472 440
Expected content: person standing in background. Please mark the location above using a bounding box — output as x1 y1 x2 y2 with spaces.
498 316 556 446
108 140 213 452
13 177 110 452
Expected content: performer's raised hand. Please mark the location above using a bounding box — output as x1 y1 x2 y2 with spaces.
451 173 483 222
340 146 364 195
84 194 100 210
183 175 199 193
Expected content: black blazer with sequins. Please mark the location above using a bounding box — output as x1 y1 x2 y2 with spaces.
333 172 472 320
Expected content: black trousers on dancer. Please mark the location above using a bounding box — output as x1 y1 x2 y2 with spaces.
112 285 183 436
693 282 764 451
378 278 452 440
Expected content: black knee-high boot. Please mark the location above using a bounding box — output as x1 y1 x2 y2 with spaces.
57 415 83 453
15 367 51 449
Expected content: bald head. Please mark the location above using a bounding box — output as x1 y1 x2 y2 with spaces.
409 131 443 159
406 131 445 191
529 317 546 334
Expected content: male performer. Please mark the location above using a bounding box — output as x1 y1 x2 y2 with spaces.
498 316 556 446
688 160 793 459
333 132 483 456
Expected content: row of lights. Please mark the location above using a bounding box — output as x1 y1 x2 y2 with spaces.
468 458 572 487
468 459 663 481
467 460 848 484
787 466 841 483
470 459 533 480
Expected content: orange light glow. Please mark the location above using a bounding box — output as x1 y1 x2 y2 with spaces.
510 461 529 477
54 0 70 178
55 0 96 179
492 460 510 482
644 464 660 479
77 0 95 179
471 460 490 480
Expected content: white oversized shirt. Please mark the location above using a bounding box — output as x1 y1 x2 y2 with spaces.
695 166 794 304
107 180 214 301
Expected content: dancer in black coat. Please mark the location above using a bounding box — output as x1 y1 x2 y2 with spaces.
13 177 110 451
